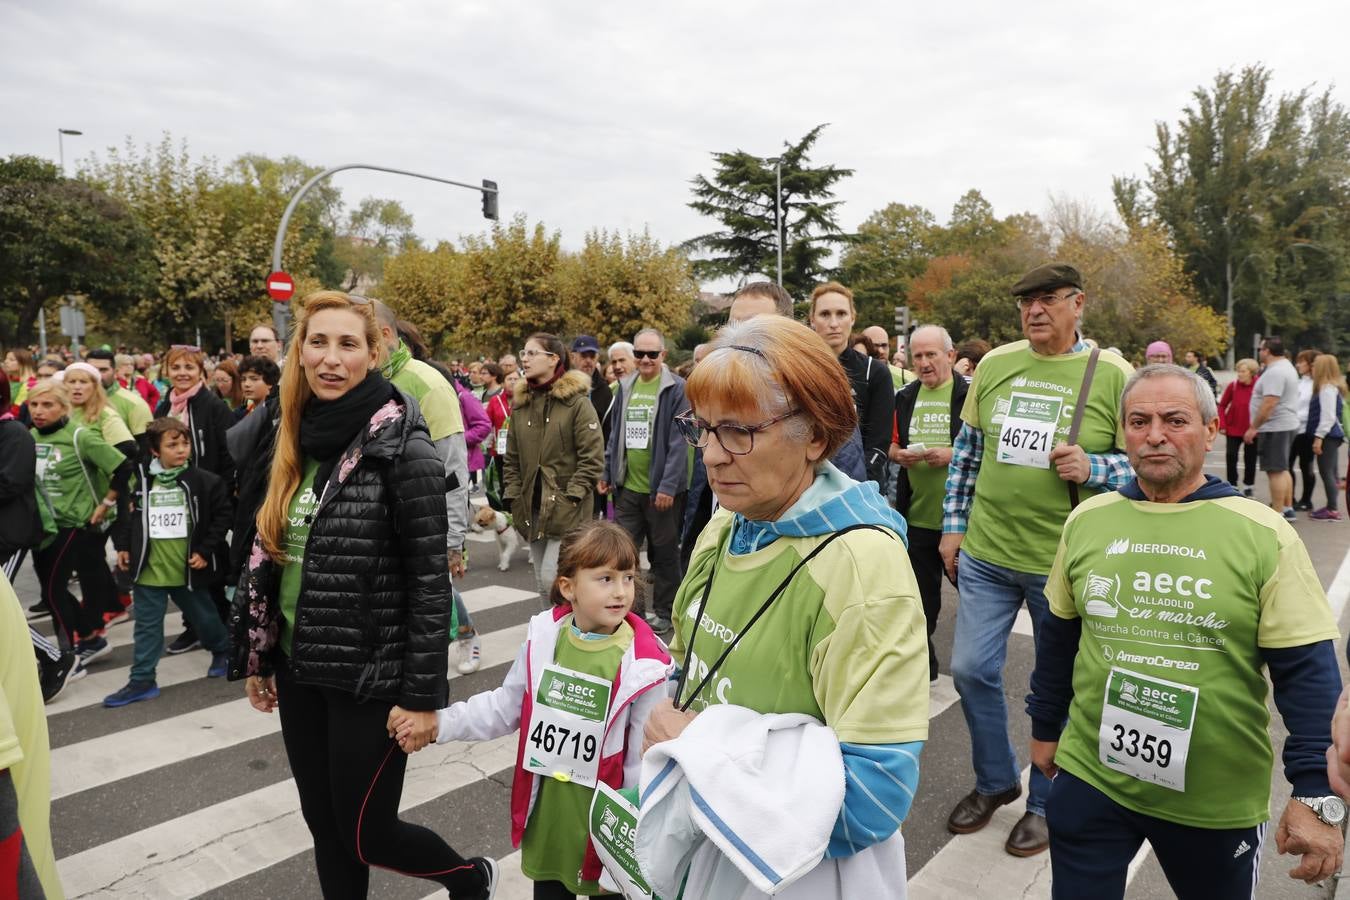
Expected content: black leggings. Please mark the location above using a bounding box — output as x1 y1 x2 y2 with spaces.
1224 435 1256 487
1293 433 1317 504
275 662 484 899
533 881 620 900
34 527 117 646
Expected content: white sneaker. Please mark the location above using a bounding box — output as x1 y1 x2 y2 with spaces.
456 635 482 675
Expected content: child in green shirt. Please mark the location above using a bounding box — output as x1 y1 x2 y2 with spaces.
106 418 233 707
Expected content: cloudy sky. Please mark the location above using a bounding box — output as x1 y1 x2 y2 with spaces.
4 0 1348 282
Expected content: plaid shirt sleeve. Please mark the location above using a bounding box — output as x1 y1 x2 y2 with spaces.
942 423 983 534
1083 450 1133 492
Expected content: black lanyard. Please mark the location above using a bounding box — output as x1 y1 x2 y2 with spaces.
674 523 885 711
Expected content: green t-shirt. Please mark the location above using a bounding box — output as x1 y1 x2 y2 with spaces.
906 379 955 531
521 615 633 895
621 375 661 494
386 344 464 440
889 364 915 390
279 460 322 656
961 341 1134 575
72 405 134 449
140 482 190 588
32 421 125 529
106 382 153 437
670 511 929 744
1046 492 1340 829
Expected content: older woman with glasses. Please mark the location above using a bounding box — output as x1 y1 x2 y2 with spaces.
631 316 929 899
502 332 605 598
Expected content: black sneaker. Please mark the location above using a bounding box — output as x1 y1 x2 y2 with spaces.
165 628 201 655
40 651 86 703
469 857 498 900
26 601 50 620
76 635 112 666
103 680 160 708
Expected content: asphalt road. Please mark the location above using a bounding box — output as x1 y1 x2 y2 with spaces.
31 446 1350 899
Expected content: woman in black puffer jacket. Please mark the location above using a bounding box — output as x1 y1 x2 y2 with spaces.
228 291 494 900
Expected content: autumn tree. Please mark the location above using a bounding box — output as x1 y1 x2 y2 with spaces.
838 203 939 327
380 244 466 356
554 230 698 347
452 214 564 355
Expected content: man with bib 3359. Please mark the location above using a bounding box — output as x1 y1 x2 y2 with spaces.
1027 364 1343 898
939 263 1135 856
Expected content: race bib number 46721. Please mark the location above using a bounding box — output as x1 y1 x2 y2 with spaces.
523 664 613 787
996 392 1063 468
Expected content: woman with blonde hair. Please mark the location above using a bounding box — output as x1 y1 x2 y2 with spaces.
1218 358 1260 495
638 316 927 899
61 362 137 456
229 291 496 899
27 379 129 663
211 357 245 411
1307 354 1347 520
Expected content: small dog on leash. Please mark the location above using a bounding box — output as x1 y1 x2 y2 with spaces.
473 506 522 571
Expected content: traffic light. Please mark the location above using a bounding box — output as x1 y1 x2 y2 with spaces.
481 179 499 221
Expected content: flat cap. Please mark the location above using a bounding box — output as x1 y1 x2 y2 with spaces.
1011 263 1083 297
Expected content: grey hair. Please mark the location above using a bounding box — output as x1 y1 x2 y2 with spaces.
632 328 665 349
1120 364 1218 423
702 319 811 442
909 324 953 351
608 341 634 357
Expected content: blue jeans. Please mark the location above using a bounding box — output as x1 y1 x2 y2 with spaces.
131 583 228 683
452 586 473 636
950 550 1052 816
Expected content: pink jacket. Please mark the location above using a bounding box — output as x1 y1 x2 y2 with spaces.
454 380 493 472
434 605 671 882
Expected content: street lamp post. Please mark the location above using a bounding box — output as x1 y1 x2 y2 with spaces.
767 157 783 286
57 128 82 174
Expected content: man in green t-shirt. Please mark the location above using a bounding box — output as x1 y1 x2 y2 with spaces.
889 324 967 682
1027 364 1343 897
598 328 687 632
88 350 152 448
938 263 1136 857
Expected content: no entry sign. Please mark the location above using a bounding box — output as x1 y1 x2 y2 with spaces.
266 271 295 301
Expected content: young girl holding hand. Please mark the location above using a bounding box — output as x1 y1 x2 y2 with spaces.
394 521 671 900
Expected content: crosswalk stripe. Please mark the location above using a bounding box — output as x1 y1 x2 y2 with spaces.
49 621 530 799
57 733 520 898
44 589 535 717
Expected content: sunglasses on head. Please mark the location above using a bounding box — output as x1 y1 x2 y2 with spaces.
633 349 662 359
170 344 202 352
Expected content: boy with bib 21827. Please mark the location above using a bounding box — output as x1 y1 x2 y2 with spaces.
107 417 233 707
392 521 671 899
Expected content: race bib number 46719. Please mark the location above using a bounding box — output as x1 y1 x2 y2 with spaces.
523 664 613 787
996 392 1063 468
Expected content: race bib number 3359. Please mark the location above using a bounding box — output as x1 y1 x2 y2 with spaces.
1098 667 1197 792
524 664 613 787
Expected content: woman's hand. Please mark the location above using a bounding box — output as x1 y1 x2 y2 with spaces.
246 675 277 713
642 698 697 754
389 707 438 753
188 552 208 570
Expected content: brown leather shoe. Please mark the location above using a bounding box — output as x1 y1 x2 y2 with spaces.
1004 811 1049 857
945 786 1023 834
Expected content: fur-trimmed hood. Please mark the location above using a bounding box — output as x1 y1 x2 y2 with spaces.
511 368 592 409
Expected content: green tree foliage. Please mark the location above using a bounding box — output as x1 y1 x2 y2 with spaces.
380 243 465 356
685 124 853 299
454 214 564 355
1116 65 1350 360
838 203 939 328
333 198 420 290
0 155 154 346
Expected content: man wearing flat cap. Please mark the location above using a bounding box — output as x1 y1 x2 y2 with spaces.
938 263 1136 856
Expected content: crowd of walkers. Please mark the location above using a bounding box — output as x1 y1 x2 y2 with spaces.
4 269 1350 900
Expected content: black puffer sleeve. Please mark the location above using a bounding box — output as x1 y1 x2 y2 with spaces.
390 423 451 710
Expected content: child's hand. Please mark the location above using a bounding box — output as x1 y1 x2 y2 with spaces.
116 551 130 571
389 706 438 753
188 552 208 570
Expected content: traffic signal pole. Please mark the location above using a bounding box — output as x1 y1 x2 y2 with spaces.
269 163 499 340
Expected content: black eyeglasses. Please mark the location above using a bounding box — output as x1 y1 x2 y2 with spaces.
633 349 663 360
674 410 799 456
